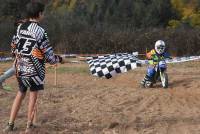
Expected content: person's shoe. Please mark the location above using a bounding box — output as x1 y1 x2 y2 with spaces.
140 80 145 88
145 80 153 88
25 123 37 134
140 75 153 88
0 82 3 89
140 75 149 87
3 122 15 133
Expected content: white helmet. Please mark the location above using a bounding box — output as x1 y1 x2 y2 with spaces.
155 40 165 54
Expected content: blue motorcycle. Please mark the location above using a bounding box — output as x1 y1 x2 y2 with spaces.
145 60 168 88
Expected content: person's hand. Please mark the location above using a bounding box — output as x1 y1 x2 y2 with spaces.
60 57 69 64
168 57 173 60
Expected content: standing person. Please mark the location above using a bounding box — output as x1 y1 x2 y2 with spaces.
3 1 64 133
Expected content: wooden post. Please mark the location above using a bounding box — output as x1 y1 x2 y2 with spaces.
54 65 57 87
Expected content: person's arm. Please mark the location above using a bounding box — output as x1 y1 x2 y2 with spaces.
11 23 22 57
163 52 172 59
146 51 153 60
10 35 18 57
39 31 62 64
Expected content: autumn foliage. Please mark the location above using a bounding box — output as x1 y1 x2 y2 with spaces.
0 0 200 56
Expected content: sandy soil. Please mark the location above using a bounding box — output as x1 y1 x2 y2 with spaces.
1 61 200 134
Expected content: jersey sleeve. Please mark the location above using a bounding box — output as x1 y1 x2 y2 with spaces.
11 32 20 57
146 49 155 59
163 52 171 59
38 30 62 64
11 35 16 56
11 24 22 57
146 51 152 59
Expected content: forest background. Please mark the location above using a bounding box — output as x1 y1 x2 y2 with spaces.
0 0 200 56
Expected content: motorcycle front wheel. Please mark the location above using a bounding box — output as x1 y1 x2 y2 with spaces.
160 72 168 88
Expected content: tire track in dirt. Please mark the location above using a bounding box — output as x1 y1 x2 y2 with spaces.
1 61 200 134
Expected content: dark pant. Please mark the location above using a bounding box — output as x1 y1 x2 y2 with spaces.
17 77 44 93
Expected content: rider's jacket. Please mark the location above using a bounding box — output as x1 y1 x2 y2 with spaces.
146 49 170 65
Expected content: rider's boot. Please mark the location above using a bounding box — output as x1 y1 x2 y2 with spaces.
140 75 152 88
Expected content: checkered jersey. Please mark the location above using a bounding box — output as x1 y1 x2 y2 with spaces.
87 53 141 79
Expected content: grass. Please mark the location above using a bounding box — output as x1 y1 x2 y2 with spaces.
2 85 13 91
47 66 89 74
0 61 90 75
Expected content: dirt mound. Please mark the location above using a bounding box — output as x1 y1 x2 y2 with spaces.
1 61 200 134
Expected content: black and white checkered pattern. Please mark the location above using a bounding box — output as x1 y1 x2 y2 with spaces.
87 53 141 79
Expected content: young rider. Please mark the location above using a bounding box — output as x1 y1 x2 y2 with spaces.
140 40 170 87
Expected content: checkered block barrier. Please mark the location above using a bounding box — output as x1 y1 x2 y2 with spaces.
87 53 141 79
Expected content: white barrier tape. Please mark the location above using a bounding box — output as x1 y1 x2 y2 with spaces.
1 54 200 64
60 54 77 58
139 56 200 65
166 56 200 63
69 60 80 63
0 57 13 62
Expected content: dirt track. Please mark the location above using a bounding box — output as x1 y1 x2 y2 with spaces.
1 61 200 134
